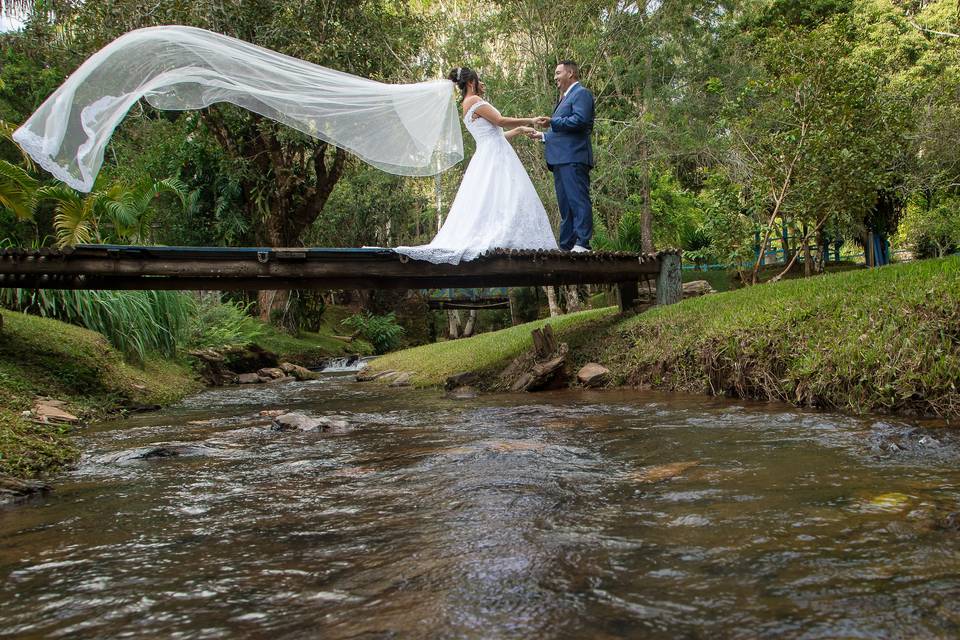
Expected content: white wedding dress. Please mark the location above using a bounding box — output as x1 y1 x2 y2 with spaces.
395 99 559 264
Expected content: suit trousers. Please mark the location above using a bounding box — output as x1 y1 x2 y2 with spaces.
553 162 592 250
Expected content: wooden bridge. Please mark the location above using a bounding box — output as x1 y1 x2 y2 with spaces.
0 245 682 311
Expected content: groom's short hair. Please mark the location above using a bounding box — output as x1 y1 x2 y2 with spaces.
559 60 580 79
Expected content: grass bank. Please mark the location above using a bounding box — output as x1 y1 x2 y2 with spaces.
366 257 959 420
0 309 201 480
255 305 373 366
366 306 620 388
611 256 960 418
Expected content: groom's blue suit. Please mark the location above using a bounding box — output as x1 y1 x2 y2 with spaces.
543 82 595 250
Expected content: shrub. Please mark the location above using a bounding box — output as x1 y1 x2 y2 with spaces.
186 294 263 350
341 311 405 354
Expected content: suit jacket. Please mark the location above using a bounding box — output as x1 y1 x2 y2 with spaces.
543 83 595 170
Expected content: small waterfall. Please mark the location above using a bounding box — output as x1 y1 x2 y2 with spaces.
314 355 376 374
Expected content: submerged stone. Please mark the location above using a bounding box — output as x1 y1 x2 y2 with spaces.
0 476 51 505
271 412 348 432
630 461 701 483
236 373 261 385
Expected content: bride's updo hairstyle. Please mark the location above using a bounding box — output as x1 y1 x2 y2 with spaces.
448 67 480 99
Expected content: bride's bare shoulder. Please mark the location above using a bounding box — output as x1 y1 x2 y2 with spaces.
461 95 484 113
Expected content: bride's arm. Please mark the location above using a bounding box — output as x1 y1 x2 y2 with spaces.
472 103 534 128
504 126 535 141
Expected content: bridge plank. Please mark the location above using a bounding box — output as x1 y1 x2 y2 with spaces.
0 246 679 299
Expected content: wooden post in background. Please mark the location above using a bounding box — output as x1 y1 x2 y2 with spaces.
616 281 638 312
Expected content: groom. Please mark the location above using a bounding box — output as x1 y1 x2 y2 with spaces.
531 61 595 252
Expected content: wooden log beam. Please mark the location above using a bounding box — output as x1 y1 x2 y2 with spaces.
0 246 677 292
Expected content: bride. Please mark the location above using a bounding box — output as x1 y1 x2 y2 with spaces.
395 67 559 264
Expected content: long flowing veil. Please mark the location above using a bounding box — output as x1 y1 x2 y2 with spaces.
13 25 463 192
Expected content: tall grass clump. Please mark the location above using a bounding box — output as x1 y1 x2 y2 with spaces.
0 289 193 362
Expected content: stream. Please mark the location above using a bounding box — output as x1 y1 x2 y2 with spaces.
2 374 960 638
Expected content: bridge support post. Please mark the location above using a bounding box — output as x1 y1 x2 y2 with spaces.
616 281 638 312
656 253 682 305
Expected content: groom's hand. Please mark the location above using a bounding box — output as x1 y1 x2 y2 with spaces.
533 116 551 129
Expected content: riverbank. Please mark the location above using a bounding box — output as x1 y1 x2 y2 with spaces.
0 306 369 483
364 257 960 421
0 309 201 481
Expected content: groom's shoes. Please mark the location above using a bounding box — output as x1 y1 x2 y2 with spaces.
570 245 590 253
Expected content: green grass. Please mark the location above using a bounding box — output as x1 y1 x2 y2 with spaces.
366 258 960 419
0 289 195 363
609 257 960 418
367 306 619 387
255 308 373 367
0 309 201 479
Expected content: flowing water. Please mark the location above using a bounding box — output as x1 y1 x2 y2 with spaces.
3 375 960 638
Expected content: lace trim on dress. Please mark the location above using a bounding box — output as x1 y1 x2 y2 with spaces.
463 99 487 123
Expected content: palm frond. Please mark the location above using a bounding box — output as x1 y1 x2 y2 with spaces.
0 120 36 171
38 185 97 247
0 159 38 220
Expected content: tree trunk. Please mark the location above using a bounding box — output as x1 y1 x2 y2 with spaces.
258 289 290 325
544 286 561 317
565 285 582 312
447 310 462 339
462 310 477 337
640 43 655 254
202 110 347 329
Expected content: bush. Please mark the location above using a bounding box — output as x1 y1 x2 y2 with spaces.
341 311 405 354
185 294 263 350
898 196 960 259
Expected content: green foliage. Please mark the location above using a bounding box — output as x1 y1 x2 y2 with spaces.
647 168 702 250
685 173 757 269
0 158 37 221
38 178 189 247
596 168 703 253
0 289 194 362
593 209 644 253
898 195 960 259
341 311 405 355
185 295 263 350
305 165 430 248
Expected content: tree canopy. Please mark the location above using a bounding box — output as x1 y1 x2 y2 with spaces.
2 0 959 273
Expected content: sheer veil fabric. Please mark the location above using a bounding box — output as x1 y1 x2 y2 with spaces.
13 25 463 192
